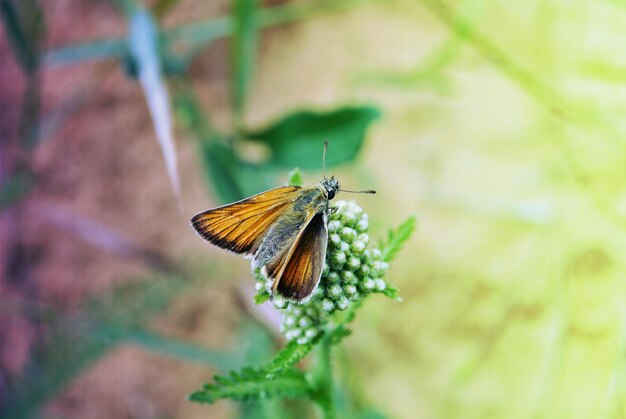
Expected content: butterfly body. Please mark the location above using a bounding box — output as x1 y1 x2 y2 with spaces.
191 180 338 301
252 186 327 269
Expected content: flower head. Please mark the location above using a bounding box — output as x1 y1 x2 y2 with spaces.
253 200 397 344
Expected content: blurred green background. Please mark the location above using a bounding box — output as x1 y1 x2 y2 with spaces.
1 0 626 418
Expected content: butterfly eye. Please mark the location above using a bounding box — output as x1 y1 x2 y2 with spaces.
328 190 335 200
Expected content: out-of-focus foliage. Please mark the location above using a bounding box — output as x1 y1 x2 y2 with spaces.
0 0 44 74
231 0 258 124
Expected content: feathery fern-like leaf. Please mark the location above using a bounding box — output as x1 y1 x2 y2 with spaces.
189 367 310 404
263 334 323 379
381 215 416 263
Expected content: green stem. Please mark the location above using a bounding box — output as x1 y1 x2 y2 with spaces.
312 335 336 419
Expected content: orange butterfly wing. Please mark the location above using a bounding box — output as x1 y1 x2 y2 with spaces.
190 186 301 256
273 211 328 301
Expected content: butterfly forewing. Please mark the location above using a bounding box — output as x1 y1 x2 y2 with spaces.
190 186 301 255
274 211 328 301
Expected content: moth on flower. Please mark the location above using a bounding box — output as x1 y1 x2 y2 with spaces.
190 141 375 302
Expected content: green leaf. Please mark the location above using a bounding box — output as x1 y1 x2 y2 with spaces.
381 285 401 301
380 215 417 263
172 81 220 140
231 0 258 122
326 325 352 345
254 291 270 305
236 323 289 419
189 367 310 404
128 7 182 207
114 328 240 369
251 267 270 304
173 83 274 203
286 167 303 187
200 141 245 203
199 141 275 203
263 334 323 379
246 106 381 169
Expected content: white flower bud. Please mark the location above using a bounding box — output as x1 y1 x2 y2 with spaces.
340 227 357 242
370 261 389 277
348 291 360 301
305 328 318 339
358 264 370 276
345 256 360 271
351 241 366 254
288 328 302 339
329 284 343 299
284 315 296 327
322 261 330 277
355 219 368 233
326 271 340 283
374 279 387 291
328 219 342 233
322 299 335 312
298 316 312 328
362 278 375 290
336 297 349 310
341 212 357 228
330 251 346 268
334 201 347 210
273 296 287 309
341 270 356 284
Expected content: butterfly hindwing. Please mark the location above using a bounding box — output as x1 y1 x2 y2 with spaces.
255 188 324 283
274 210 328 301
190 186 301 255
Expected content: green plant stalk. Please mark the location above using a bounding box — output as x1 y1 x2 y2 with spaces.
231 0 257 127
308 303 366 417
311 335 336 419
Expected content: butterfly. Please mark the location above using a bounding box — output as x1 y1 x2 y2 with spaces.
190 141 375 302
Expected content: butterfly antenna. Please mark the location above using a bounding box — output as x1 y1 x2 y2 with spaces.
322 140 328 180
339 188 377 194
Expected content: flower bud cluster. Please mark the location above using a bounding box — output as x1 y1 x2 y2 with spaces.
253 200 393 344
276 300 326 345
319 201 389 314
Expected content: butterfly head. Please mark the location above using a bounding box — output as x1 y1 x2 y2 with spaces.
321 176 340 200
319 141 376 199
